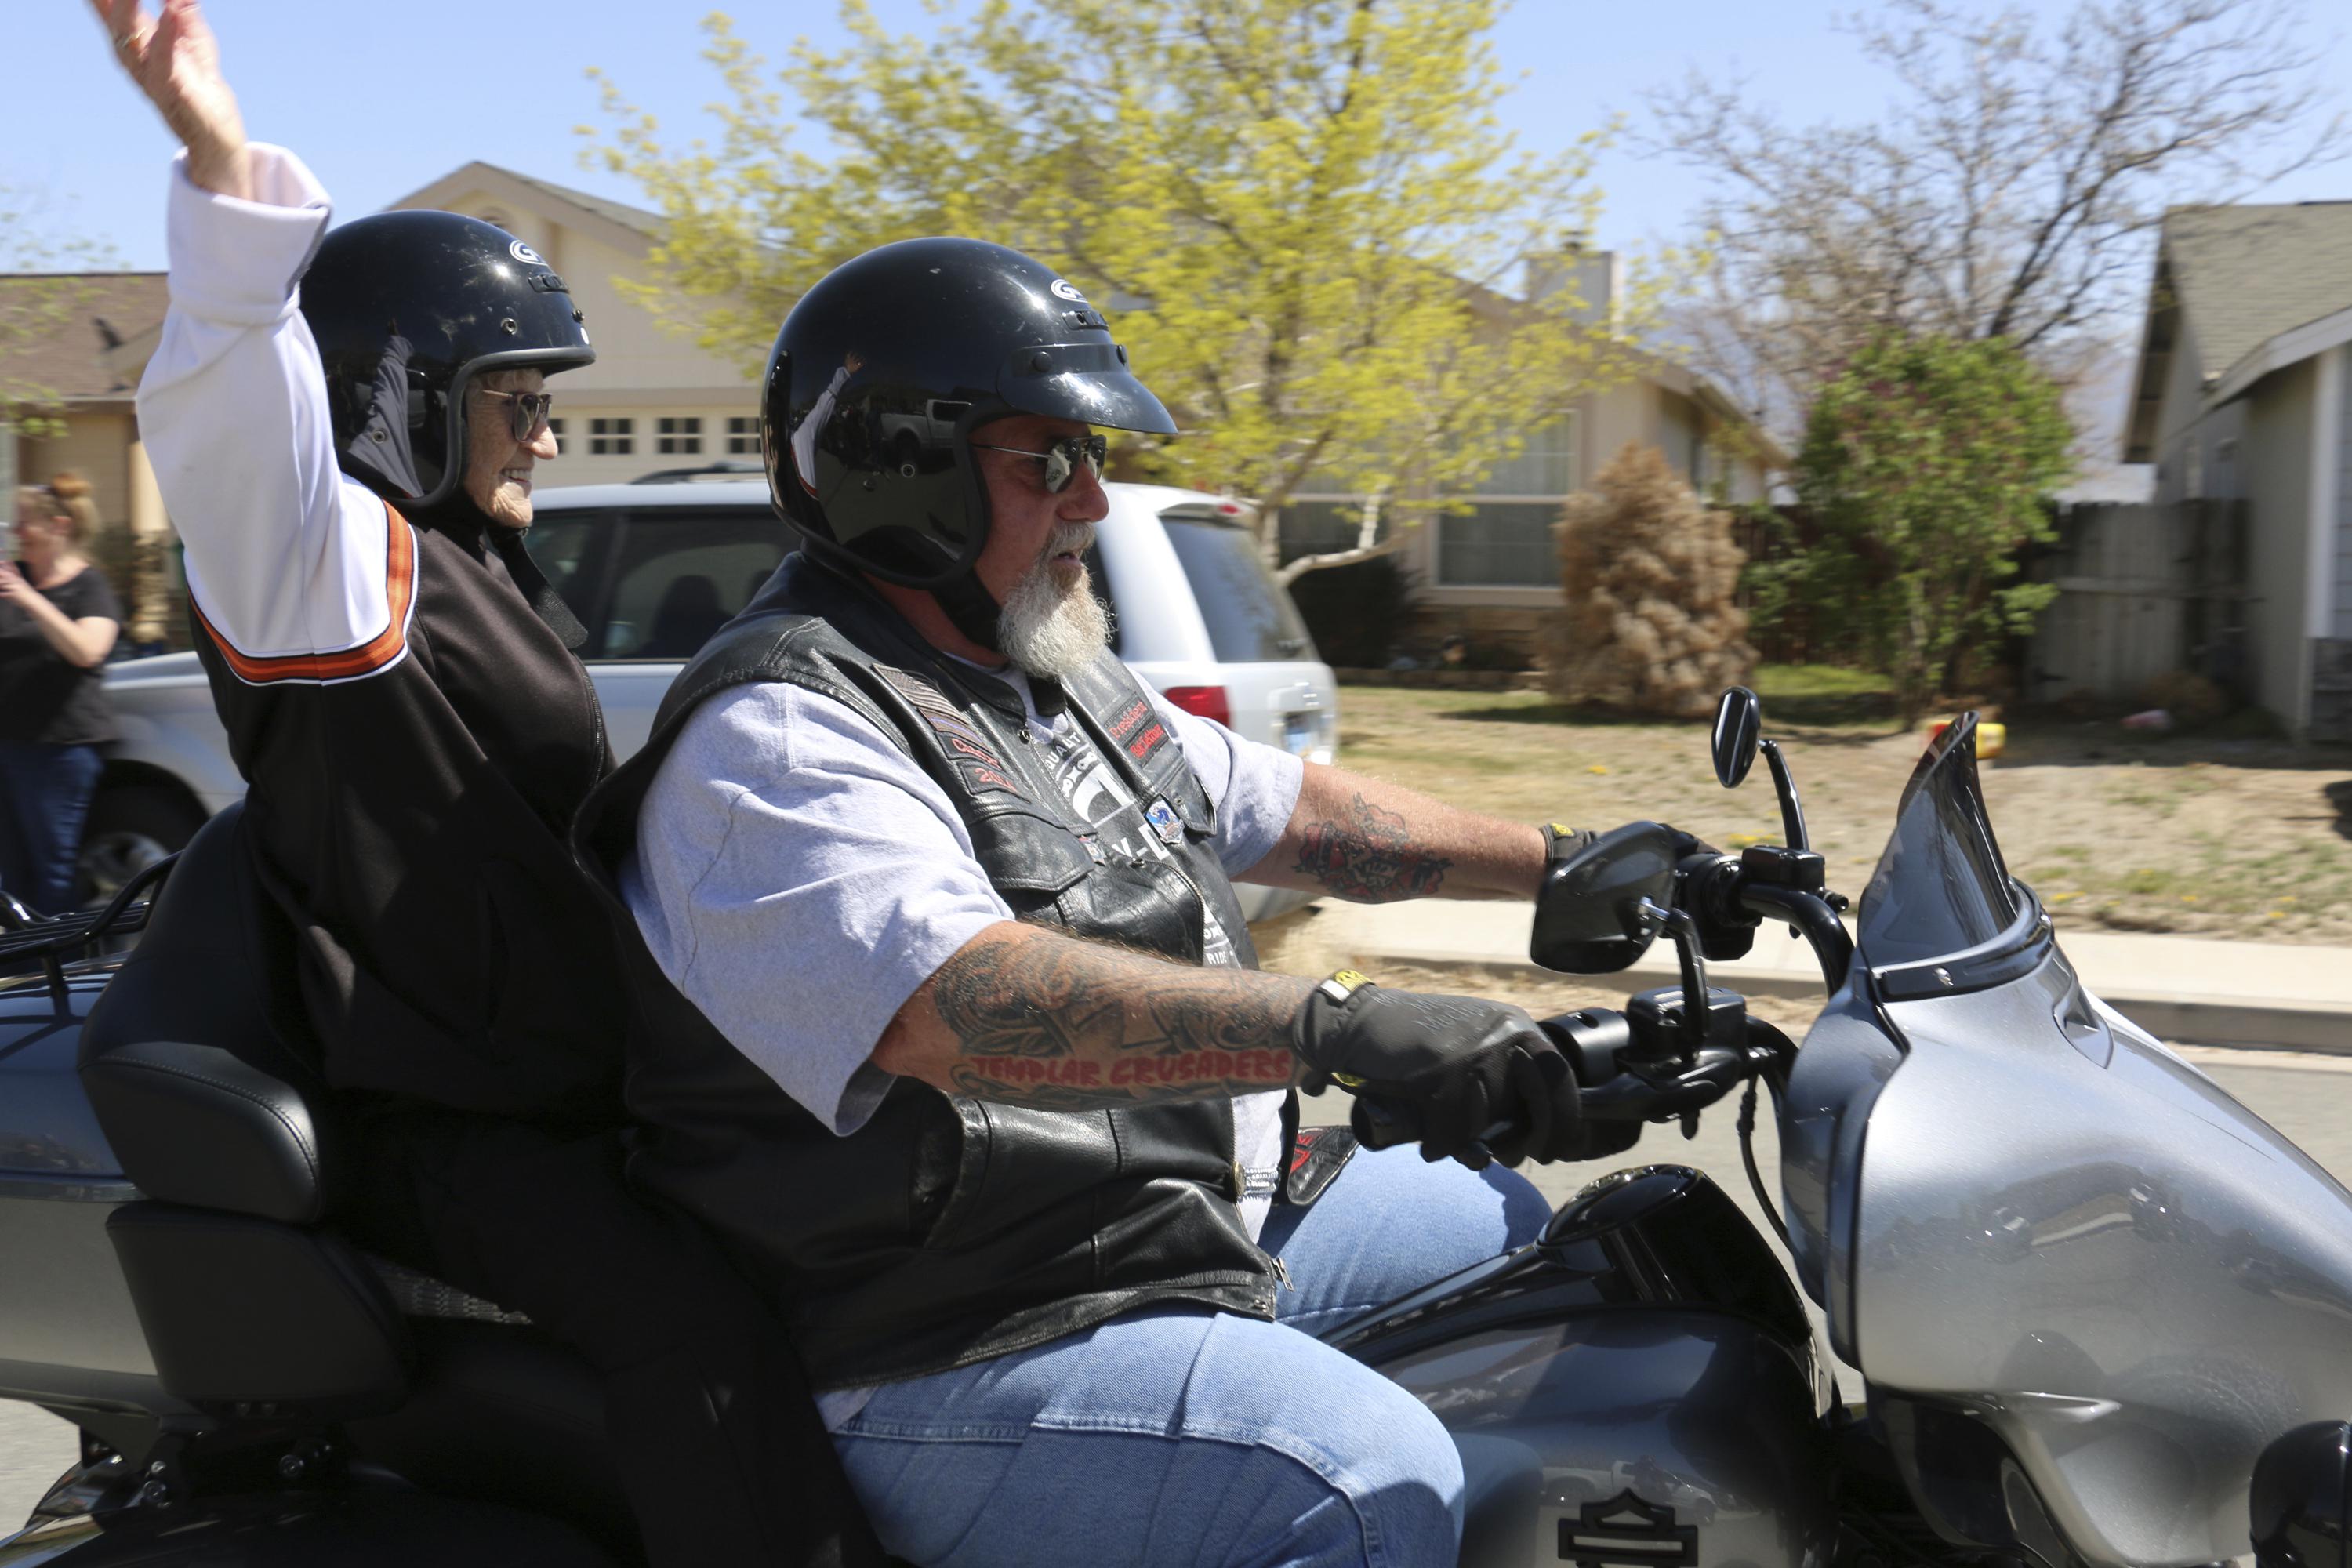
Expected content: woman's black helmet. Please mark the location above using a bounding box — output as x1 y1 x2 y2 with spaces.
299 210 595 510
761 237 1175 594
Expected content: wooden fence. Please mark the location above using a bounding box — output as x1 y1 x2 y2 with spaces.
2023 500 2249 706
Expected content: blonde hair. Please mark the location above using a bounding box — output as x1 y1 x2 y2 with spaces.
39 472 100 545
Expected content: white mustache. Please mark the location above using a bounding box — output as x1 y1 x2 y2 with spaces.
1041 524 1094 561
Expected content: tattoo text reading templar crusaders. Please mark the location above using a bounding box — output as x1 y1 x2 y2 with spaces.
928 935 1301 1110
1293 792 1452 902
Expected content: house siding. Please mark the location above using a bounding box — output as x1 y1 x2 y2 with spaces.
2336 354 2352 638
2241 359 2317 724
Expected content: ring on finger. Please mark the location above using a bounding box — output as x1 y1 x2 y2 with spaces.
113 32 134 47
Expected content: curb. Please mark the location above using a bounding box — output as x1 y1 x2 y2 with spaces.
1324 940 2352 1058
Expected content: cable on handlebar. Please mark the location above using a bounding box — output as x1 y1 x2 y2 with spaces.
1736 1076 1789 1247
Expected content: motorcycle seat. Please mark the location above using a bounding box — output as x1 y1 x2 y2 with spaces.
76 803 637 1557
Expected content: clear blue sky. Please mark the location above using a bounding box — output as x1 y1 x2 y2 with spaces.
11 0 2344 274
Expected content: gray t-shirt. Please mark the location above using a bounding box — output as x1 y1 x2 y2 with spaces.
620 669 1307 1217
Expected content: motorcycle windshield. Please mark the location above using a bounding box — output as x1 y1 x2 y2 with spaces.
1855 714 2020 967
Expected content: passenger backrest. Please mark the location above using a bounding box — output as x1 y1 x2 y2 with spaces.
80 801 333 1222
78 802 412 1416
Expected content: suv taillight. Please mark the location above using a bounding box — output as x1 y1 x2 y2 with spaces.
1161 685 1231 728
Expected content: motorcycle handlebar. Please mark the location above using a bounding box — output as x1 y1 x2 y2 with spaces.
1735 883 1853 991
1540 1010 1793 1125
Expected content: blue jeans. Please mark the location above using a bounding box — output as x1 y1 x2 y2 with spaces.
0 741 103 916
831 1143 1551 1566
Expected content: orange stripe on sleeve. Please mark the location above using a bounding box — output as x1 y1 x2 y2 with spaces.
195 504 417 685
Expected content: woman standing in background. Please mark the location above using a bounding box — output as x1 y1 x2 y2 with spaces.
0 474 122 915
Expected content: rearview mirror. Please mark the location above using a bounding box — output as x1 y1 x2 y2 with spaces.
1530 821 1681 974
1711 687 1761 789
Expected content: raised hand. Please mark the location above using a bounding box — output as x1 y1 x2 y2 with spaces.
93 0 251 200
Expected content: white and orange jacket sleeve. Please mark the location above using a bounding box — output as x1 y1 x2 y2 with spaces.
136 143 413 684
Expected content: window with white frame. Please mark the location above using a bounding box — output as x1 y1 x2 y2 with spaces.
590 417 634 456
657 416 704 456
1434 413 1579 587
546 417 565 456
727 416 759 456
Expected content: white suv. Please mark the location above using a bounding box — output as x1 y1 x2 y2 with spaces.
89 479 1339 923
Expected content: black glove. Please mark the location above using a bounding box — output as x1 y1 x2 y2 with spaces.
1290 971 1590 1170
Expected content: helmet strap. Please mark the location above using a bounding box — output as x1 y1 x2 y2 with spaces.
930 570 1005 656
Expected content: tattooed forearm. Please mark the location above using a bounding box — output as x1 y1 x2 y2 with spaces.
900 927 1312 1111
1292 792 1453 902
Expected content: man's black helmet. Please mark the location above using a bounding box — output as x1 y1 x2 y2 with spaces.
299 210 595 510
761 237 1176 590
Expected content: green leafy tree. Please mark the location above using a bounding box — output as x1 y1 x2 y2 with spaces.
1776 332 2073 721
588 0 1676 582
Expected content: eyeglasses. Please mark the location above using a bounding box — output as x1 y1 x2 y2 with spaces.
969 434 1107 493
479 389 555 441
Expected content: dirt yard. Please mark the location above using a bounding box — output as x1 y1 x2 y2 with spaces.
1324 675 2352 946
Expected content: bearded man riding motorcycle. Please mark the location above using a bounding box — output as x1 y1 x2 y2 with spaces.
98 2 880 1562
576 238 1661 1566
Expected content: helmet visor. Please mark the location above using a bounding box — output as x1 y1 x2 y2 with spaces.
996 343 1178 436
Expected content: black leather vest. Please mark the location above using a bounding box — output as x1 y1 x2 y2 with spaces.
576 556 1325 1389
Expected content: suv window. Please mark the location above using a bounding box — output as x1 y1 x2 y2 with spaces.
1159 514 1313 662
591 510 796 660
523 513 605 608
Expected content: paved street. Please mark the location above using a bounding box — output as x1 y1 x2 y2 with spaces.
9 1046 2352 1534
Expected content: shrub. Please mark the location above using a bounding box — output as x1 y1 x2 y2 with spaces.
1543 442 1755 717
1287 553 1419 669
1788 332 2073 722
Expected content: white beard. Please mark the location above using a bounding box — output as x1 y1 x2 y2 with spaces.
997 533 1111 679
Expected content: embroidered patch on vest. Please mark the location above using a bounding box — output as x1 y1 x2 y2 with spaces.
1123 716 1170 764
1106 698 1152 743
877 666 1028 797
1143 796 1185 847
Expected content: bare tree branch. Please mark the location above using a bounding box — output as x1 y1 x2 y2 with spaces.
1639 0 2346 433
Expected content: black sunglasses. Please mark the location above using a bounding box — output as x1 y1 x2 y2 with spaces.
480 389 555 442
969 434 1108 493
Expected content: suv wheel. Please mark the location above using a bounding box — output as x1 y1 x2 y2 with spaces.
78 786 207 907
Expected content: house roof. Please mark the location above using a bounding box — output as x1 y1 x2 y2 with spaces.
386 161 664 246
2161 202 2352 377
0 271 169 407
488 166 663 238
2121 200 2352 459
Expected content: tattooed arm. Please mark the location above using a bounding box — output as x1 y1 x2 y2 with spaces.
872 921 1318 1111
1245 763 1547 903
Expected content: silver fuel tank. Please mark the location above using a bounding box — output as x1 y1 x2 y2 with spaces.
1325 1165 1838 1568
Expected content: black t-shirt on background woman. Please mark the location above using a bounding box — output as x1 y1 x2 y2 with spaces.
0 563 122 747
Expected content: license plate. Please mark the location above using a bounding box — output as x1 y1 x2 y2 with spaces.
1283 713 1314 756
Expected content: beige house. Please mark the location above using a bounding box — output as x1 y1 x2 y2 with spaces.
5 169 1779 666
385 165 763 480
2122 200 2352 739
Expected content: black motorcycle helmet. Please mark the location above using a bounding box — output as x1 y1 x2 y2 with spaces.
760 236 1176 644
299 211 595 511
